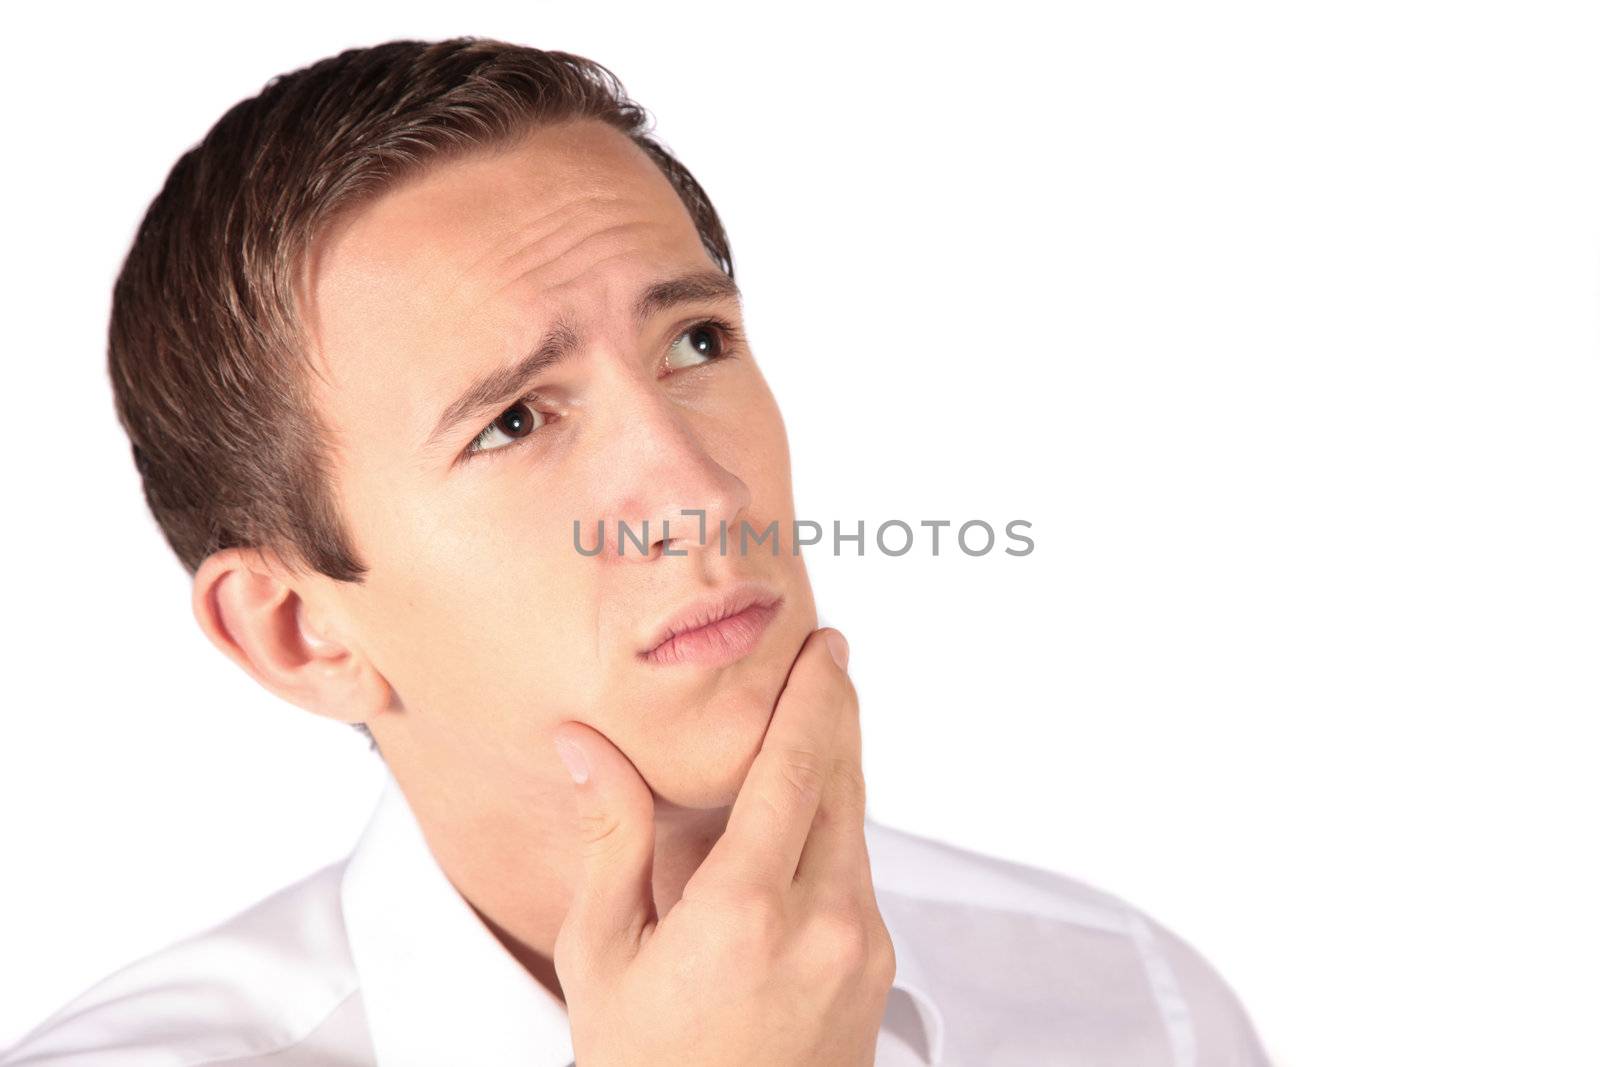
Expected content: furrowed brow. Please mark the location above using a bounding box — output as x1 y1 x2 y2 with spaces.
424 318 580 453
424 269 741 455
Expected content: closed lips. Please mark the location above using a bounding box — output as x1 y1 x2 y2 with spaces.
640 583 782 659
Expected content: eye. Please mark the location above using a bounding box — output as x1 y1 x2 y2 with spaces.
664 319 735 371
465 399 547 459
460 318 741 465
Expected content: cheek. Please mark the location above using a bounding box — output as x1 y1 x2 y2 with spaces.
345 482 607 730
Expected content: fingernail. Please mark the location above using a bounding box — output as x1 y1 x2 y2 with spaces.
825 629 850 671
553 737 589 784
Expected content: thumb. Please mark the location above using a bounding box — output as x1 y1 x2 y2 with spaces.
550 720 658 971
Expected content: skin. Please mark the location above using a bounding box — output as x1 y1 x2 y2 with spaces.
189 118 893 1059
557 627 895 1064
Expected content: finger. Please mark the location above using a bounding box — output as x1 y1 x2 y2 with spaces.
550 720 658 974
792 643 871 898
694 627 853 896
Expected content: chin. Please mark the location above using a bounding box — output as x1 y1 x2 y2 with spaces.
639 677 780 811
625 605 816 812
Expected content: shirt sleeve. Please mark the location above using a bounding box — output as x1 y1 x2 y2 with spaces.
1133 910 1276 1067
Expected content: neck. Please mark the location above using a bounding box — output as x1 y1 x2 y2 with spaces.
382 740 730 1006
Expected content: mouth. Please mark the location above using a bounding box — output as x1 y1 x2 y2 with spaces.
639 582 784 668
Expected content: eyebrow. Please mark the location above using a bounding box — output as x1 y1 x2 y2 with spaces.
424 268 742 454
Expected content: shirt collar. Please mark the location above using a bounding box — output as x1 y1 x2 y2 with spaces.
341 768 945 1066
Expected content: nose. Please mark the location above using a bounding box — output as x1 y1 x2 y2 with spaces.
583 369 752 563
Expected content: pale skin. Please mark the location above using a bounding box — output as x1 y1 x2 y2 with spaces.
188 117 895 1062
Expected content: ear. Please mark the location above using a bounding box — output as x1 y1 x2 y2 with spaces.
191 546 392 728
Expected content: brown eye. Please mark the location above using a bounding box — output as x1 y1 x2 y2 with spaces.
467 400 547 457
495 402 537 438
664 321 728 370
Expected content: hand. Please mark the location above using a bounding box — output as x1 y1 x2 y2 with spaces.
548 627 895 1066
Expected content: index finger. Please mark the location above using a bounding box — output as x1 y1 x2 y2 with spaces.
693 627 853 895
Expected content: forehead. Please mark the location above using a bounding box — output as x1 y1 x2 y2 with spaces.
308 119 696 298
301 118 710 465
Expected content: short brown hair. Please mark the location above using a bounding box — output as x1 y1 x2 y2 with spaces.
109 37 736 750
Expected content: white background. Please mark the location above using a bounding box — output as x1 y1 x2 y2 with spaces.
2 3 1597 1065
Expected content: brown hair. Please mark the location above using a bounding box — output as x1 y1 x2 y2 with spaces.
109 37 735 750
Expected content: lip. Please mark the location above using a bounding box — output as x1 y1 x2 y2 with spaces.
639 582 784 668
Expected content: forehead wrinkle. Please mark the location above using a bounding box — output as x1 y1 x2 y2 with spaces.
445 190 630 310
481 188 655 294
491 218 660 303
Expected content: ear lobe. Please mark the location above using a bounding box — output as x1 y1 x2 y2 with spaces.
191 547 389 727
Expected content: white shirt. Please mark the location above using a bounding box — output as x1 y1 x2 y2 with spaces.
1 770 1271 1066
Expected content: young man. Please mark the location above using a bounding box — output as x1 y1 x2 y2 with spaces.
2 37 1270 1066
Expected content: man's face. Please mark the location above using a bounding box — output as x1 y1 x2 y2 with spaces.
301 118 816 809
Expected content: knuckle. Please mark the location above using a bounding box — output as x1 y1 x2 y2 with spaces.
778 747 829 802
807 906 872 973
868 917 898 987
750 788 790 838
828 756 868 812
576 808 629 859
